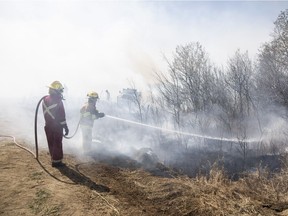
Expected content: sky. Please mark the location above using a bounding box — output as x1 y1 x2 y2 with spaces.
0 1 288 100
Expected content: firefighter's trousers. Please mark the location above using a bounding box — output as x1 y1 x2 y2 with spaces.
80 125 93 152
44 125 63 162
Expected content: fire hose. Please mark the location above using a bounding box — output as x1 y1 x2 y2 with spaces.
0 95 78 161
0 97 119 212
34 95 47 159
34 95 80 159
2 95 257 162
0 134 36 158
0 95 50 160
0 95 88 184
0 95 53 160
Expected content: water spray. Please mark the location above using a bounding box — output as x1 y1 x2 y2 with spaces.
105 115 258 143
27 95 261 161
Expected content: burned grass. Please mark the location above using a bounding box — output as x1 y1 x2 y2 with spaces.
1 139 288 215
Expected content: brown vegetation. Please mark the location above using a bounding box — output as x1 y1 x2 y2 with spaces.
1 138 288 216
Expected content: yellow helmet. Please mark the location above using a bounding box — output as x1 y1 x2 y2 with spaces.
49 81 64 92
87 91 99 99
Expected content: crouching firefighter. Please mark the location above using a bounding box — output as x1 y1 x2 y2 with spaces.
80 91 105 153
42 81 69 167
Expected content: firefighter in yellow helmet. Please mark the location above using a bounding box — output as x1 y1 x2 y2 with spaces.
79 91 105 153
42 81 69 167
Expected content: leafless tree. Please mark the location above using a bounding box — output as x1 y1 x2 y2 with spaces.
154 42 228 151
171 42 216 113
224 50 256 164
225 49 254 119
154 63 183 130
256 9 288 108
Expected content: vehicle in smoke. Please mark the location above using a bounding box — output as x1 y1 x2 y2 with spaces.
117 88 141 103
117 88 142 114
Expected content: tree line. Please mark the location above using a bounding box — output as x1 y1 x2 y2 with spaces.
103 10 288 175
123 10 288 158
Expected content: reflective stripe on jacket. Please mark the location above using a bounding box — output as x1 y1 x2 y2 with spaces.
79 103 99 127
42 94 67 127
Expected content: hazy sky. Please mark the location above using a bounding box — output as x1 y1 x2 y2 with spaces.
1 1 287 99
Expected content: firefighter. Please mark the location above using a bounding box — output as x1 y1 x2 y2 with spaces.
42 81 69 167
105 89 110 101
80 91 105 153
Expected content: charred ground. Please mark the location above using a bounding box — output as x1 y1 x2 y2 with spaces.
1 139 288 216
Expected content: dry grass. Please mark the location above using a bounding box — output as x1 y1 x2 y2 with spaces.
115 160 288 215
2 138 288 216
172 161 288 216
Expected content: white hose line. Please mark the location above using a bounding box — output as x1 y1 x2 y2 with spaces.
0 135 36 158
105 115 258 143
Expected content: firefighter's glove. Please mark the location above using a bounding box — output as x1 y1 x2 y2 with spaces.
63 125 69 136
98 112 105 118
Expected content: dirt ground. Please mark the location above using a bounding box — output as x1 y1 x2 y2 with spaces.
0 138 185 216
1 137 288 216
